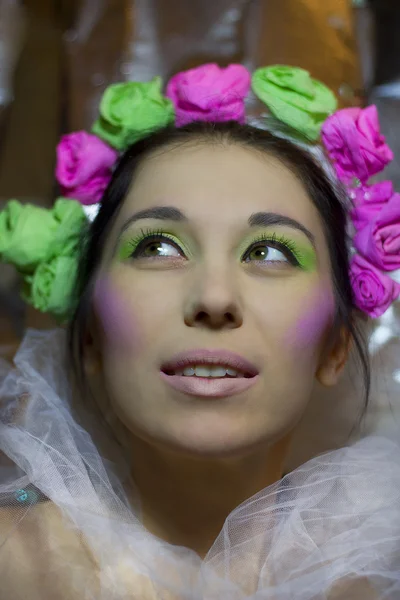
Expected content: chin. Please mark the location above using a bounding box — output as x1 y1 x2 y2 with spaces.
152 420 274 459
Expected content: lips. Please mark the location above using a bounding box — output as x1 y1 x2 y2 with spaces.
161 349 259 377
160 349 259 398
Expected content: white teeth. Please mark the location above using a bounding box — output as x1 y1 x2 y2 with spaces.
209 366 228 378
183 367 195 376
226 368 238 377
195 366 228 378
195 366 212 377
177 365 241 378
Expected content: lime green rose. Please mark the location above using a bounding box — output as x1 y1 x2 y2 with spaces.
0 198 86 273
0 200 58 272
252 65 337 140
50 198 87 257
23 253 79 320
92 77 175 151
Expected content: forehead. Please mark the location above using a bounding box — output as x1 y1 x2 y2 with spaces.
116 142 323 236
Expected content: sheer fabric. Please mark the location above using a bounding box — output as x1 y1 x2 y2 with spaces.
0 329 400 599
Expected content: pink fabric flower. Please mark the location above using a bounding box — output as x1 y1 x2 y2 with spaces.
56 131 118 205
350 181 394 230
349 180 394 206
166 63 251 127
354 192 400 271
350 254 400 318
321 106 393 183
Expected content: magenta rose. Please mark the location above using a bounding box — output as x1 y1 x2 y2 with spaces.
349 180 393 206
56 131 118 205
166 63 251 127
350 181 394 230
321 105 393 184
350 254 400 318
354 192 400 271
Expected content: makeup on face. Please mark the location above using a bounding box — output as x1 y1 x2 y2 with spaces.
93 277 140 350
114 207 318 273
237 229 317 272
286 288 335 349
117 230 190 262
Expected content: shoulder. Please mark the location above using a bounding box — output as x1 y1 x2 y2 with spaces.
0 501 98 599
328 577 380 599
0 501 167 599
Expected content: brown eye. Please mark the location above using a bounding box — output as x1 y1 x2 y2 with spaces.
245 244 288 263
241 235 301 267
133 236 183 259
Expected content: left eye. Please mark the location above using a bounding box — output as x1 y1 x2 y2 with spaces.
243 243 290 264
133 237 183 258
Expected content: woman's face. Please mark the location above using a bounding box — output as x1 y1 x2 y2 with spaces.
93 142 345 457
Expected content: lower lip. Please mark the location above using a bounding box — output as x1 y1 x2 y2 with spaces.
160 373 259 398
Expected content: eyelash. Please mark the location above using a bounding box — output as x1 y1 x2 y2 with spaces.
241 232 302 266
126 228 183 256
125 228 302 266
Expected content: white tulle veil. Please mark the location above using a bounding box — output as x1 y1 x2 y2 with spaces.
0 325 399 598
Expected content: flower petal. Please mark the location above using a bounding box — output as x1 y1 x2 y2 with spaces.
252 65 337 140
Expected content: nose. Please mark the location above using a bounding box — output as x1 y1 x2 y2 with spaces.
183 265 243 330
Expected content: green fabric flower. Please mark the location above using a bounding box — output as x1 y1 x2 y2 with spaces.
0 198 86 319
50 198 87 257
0 198 86 273
92 77 175 151
0 200 59 272
252 65 337 140
23 253 79 320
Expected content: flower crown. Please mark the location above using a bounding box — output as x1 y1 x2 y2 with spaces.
0 64 399 321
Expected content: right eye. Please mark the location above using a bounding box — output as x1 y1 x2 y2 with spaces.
129 235 186 259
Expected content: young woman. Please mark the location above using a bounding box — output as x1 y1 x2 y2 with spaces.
1 66 399 599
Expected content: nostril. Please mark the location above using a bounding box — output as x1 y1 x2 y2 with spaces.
195 311 237 327
185 304 243 329
196 311 208 322
225 312 236 323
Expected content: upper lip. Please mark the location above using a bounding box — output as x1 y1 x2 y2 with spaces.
160 349 259 377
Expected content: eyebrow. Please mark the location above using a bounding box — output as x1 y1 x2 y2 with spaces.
119 206 187 235
248 212 315 246
118 206 315 246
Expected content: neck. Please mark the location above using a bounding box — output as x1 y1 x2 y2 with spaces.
129 435 292 557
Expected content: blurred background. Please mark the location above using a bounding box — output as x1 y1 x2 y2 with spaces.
0 0 399 356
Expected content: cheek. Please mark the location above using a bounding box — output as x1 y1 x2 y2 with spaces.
93 276 141 351
285 288 335 350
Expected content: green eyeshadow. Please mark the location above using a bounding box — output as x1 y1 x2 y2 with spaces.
116 227 317 272
116 230 190 261
238 230 317 272
117 238 136 261
293 243 317 272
